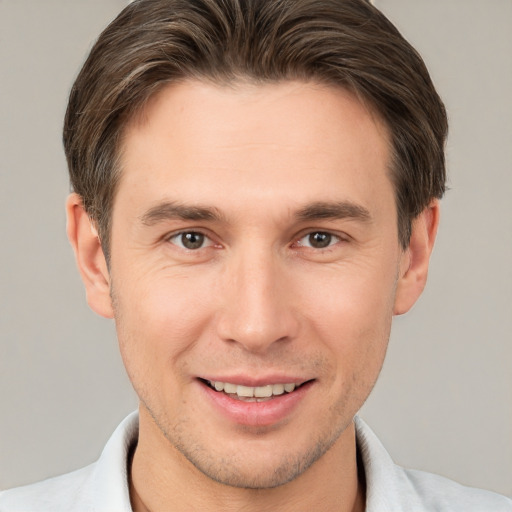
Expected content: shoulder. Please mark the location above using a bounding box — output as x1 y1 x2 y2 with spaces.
354 416 512 511
0 412 138 512
0 464 96 512
399 466 512 511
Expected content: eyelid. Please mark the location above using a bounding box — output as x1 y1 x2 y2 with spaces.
166 229 217 250
299 232 338 247
293 229 349 250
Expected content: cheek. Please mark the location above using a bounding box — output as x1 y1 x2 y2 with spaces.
298 261 396 379
112 270 214 383
300 257 397 328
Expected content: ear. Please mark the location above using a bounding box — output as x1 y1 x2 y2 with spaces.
66 193 114 319
393 200 440 315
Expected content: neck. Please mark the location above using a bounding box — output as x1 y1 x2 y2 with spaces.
130 408 365 512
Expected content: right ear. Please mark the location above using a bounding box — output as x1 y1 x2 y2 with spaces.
66 193 114 319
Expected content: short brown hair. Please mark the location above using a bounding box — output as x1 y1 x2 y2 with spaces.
64 0 447 260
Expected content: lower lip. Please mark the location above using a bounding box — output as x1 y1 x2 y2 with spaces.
199 380 313 427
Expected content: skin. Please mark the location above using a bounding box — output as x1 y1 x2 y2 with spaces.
67 80 439 512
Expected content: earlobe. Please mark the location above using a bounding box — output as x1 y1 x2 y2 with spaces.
393 200 440 315
66 193 114 319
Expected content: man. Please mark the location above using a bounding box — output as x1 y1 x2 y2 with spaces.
0 0 510 510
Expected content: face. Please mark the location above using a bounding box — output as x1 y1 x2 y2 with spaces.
104 80 409 488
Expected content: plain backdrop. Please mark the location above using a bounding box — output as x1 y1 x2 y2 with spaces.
1 0 511 498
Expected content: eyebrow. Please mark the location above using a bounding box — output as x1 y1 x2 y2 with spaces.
295 201 372 223
140 201 223 225
140 199 372 226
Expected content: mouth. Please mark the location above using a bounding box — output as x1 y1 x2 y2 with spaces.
199 378 311 402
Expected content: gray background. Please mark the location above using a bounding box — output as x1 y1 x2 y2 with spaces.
1 0 511 498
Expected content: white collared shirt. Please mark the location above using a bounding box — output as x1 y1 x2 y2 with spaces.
1 412 510 511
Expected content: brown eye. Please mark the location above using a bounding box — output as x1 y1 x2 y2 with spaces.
170 231 208 250
307 232 332 248
182 232 204 249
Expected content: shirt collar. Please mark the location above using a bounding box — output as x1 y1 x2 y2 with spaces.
90 411 138 511
93 412 421 511
355 416 425 512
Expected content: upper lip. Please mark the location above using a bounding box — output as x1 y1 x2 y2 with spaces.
198 375 312 387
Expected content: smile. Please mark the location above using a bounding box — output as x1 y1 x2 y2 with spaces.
204 380 305 402
199 378 314 426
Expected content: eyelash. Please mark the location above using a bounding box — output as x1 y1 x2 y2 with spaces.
166 230 345 252
294 231 343 250
167 230 215 250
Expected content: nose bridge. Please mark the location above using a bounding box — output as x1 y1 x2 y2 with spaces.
217 243 296 352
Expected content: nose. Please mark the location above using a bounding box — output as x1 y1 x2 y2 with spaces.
215 247 299 353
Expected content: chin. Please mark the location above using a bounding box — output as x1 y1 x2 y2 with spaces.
172 424 346 489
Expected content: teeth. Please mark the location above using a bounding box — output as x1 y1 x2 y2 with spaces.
224 382 237 394
237 385 254 397
254 385 273 398
272 383 285 395
208 381 298 397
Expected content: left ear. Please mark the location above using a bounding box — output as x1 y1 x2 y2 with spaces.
393 200 440 315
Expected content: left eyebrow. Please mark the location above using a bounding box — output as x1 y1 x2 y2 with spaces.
140 201 224 226
295 201 372 223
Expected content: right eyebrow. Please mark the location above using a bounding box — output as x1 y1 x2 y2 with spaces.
139 201 224 226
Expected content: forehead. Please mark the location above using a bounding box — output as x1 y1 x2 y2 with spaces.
117 79 393 219
127 79 389 152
